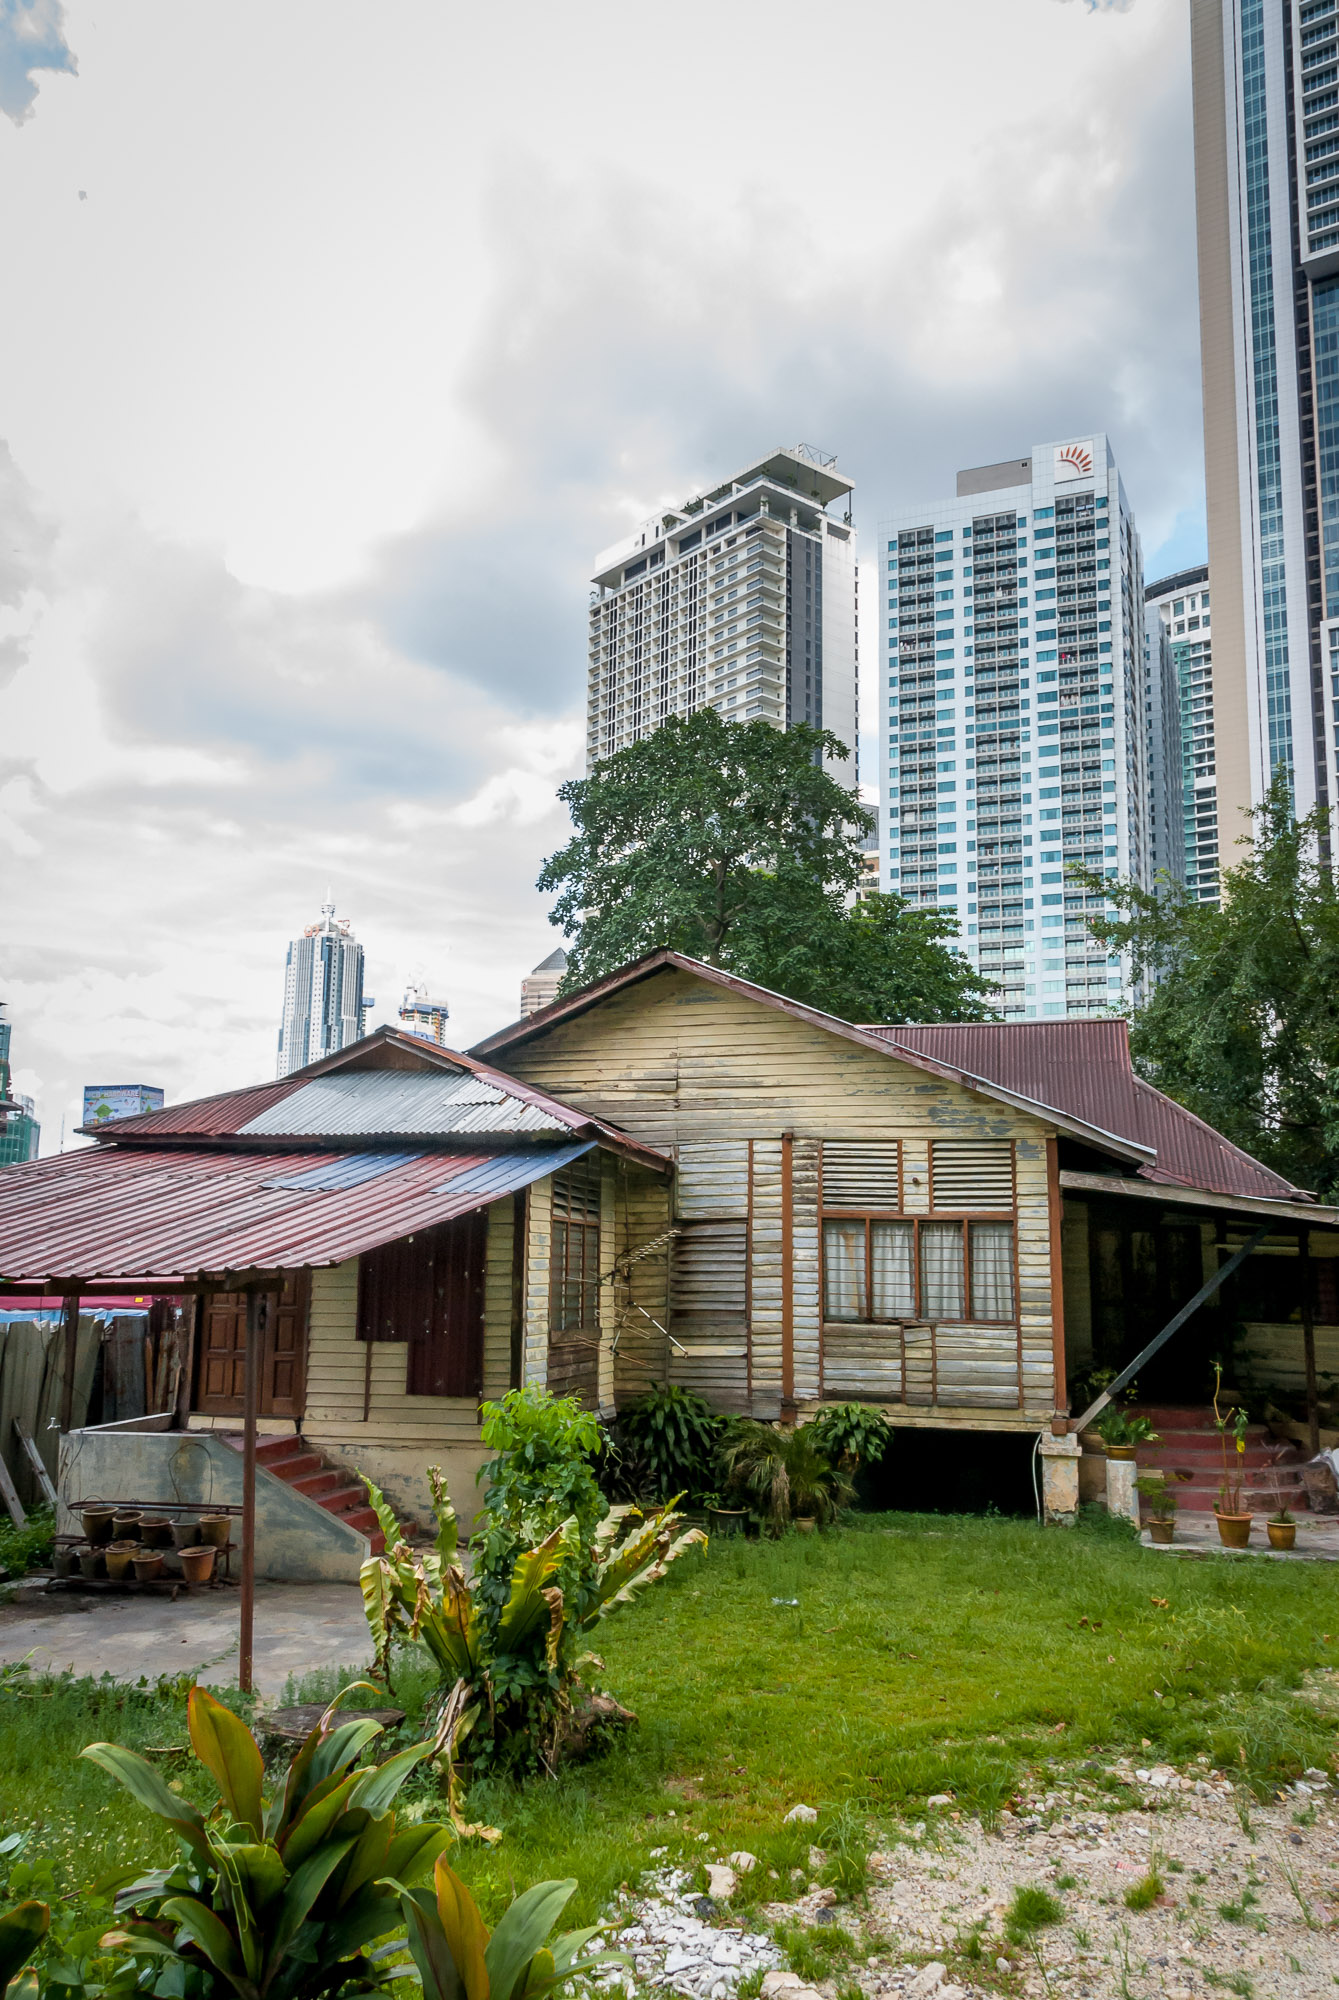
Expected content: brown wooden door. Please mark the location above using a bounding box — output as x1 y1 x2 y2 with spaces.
195 1273 309 1417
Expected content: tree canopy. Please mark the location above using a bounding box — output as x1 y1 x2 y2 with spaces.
1085 773 1339 1196
537 710 992 1025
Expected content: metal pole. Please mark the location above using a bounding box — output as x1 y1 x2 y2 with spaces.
239 1289 264 1695
59 1293 80 1433
1301 1227 1321 1457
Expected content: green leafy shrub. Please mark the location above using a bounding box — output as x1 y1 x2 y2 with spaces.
0 1510 54 1584
718 1423 853 1531
360 1426 705 1773
83 1682 450 2000
1094 1408 1158 1450
806 1406 891 1476
398 1850 624 2000
609 1388 723 1504
0 1893 49 2000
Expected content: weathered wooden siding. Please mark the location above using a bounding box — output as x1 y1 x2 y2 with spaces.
499 968 1058 1425
303 1198 515 1449
608 1162 673 1404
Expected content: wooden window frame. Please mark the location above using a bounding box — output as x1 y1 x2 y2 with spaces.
821 1212 1018 1325
549 1158 602 1334
927 1138 1017 1212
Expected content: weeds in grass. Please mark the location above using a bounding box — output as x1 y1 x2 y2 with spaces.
1293 1802 1317 1826
1217 1885 1265 1931
773 1919 859 1983
0 1508 53 1581
836 1985 867 2000
1281 1858 1318 1929
1070 1925 1092 1950
817 1800 873 1901
1123 1870 1165 1912
1053 1872 1078 1891
1234 1797 1256 1837
952 1920 986 1963
735 1973 764 2000
1003 1885 1062 1944
1203 1972 1254 1997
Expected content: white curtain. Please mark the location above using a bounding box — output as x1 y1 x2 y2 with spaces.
823 1220 866 1320
970 1222 1015 1319
920 1222 965 1318
871 1222 915 1318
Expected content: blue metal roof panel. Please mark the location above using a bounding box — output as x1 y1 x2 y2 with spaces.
435 1143 594 1197
264 1152 423 1192
238 1072 574 1140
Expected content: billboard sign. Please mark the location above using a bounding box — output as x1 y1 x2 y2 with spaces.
82 1084 165 1127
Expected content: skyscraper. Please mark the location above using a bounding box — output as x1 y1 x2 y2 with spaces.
1190 1 1339 857
0 1005 40 1165
1146 565 1219 901
1143 591 1187 892
586 446 858 773
520 949 567 1017
879 436 1162 1018
276 900 372 1078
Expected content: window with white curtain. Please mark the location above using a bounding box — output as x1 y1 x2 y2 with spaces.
821 1215 1015 1323
920 1222 965 1317
970 1221 1015 1318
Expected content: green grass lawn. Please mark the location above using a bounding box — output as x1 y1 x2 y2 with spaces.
3 1511 1337 1936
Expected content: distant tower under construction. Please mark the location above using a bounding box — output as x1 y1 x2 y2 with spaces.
399 982 450 1046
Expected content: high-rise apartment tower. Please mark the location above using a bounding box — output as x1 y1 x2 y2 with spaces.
1146 566 1218 901
276 900 373 1078
1191 1 1339 857
587 446 857 772
879 436 1164 1018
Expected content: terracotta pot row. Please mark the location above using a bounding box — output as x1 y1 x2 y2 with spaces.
81 1510 231 1548
57 1541 218 1583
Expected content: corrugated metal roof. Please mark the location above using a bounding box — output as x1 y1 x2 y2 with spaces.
264 1152 421 1192
0 1144 595 1284
89 1077 302 1138
867 1021 1300 1202
238 1071 573 1140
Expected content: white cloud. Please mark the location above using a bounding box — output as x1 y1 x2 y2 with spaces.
0 0 75 126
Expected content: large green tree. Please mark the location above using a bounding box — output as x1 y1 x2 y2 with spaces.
1084 773 1339 1195
537 710 992 1024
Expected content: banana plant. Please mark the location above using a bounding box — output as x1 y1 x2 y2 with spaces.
82 1683 451 2000
358 1467 705 1770
0 1899 49 2000
394 1852 626 2000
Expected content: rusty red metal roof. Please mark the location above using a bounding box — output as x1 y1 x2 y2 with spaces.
867 1020 1300 1202
85 1027 666 1171
0 1142 598 1285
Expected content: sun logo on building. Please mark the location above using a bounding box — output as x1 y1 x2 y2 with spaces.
1055 441 1094 479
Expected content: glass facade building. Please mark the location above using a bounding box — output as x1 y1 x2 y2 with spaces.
877 437 1168 1018
1146 566 1218 902
1191 0 1339 858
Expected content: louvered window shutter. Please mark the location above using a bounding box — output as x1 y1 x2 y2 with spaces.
930 1141 1014 1210
821 1141 901 1208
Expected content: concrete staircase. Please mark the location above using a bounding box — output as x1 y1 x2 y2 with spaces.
1130 1405 1309 1515
222 1434 387 1552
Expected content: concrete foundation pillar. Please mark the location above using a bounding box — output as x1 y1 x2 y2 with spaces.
1039 1431 1082 1526
1105 1453 1139 1525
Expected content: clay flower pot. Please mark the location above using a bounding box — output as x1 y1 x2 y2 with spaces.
1148 1520 1175 1545
137 1517 173 1549
78 1546 105 1578
170 1519 200 1549
178 1544 217 1585
707 1506 746 1537
1215 1511 1253 1549
54 1545 79 1577
1267 1519 1297 1551
1105 1445 1137 1462
198 1515 231 1547
112 1511 141 1539
132 1549 165 1582
104 1541 138 1581
81 1508 114 1546
793 1517 818 1535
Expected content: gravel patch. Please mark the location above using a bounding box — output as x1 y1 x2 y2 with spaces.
591 1758 1339 1998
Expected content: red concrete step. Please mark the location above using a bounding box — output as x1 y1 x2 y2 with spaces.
259 1452 324 1483
289 1469 344 1500
256 1434 304 1463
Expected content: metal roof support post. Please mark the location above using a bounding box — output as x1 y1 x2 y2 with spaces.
58 1293 80 1434
1301 1227 1320 1458
239 1287 265 1695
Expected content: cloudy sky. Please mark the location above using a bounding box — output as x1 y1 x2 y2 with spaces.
1 0 1202 1147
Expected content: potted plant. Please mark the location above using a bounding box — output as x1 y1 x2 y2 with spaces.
1267 1507 1296 1551
701 1491 746 1536
1136 1475 1178 1545
1095 1406 1159 1460
718 1421 853 1534
1212 1362 1253 1548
